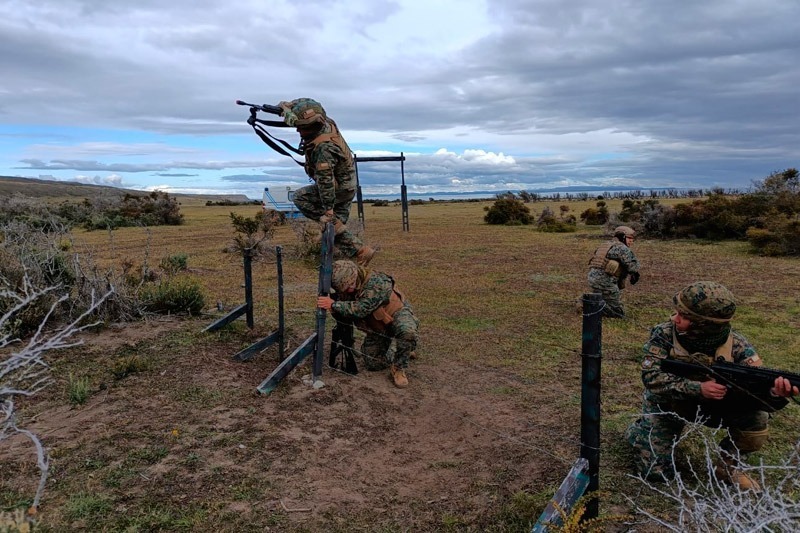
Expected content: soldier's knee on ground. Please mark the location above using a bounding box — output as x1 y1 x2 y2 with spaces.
729 428 769 454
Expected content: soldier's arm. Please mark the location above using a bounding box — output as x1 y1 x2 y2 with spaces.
619 247 640 273
640 326 702 397
331 277 391 319
312 144 338 211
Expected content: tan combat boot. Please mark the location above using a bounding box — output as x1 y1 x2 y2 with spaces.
715 457 761 492
355 245 376 266
390 365 408 388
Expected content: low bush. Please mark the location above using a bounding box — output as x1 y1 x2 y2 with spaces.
484 198 533 225
138 277 205 316
159 253 188 275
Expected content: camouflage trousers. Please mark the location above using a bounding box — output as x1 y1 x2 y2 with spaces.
587 269 624 318
293 184 364 257
361 305 419 371
625 394 769 478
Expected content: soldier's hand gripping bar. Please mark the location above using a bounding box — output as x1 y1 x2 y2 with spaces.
235 100 283 116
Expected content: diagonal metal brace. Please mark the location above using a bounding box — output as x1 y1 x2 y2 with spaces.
256 333 317 395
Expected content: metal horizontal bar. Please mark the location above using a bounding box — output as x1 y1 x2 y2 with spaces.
354 156 405 162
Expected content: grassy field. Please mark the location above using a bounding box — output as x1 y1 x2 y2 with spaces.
2 197 799 531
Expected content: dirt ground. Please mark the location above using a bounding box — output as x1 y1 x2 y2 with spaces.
2 314 586 531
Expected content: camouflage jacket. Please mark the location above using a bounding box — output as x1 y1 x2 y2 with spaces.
304 122 356 210
331 271 395 327
640 321 759 401
590 241 640 275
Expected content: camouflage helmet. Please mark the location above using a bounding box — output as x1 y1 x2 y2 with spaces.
673 281 736 324
614 226 636 238
331 260 359 292
282 98 326 127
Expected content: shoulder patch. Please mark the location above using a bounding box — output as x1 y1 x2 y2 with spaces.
642 357 655 369
744 354 762 367
648 345 664 356
316 162 331 171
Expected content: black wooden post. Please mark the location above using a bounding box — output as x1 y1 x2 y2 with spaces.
313 223 335 382
400 151 409 232
276 245 285 359
243 248 254 329
354 155 365 227
580 292 603 520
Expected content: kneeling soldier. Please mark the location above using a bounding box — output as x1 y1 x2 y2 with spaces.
317 260 419 388
625 281 798 490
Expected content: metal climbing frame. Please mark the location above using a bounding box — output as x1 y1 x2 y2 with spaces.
353 152 409 231
256 223 335 395
203 246 286 362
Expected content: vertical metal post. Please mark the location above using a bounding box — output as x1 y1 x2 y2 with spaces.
276 245 285 359
313 223 334 381
354 155 365 227
580 292 603 520
243 248 254 329
400 151 409 231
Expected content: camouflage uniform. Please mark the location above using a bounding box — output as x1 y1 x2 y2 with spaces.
285 98 366 259
625 282 787 480
587 239 639 317
331 266 419 372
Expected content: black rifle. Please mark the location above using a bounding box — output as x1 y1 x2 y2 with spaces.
329 319 358 375
235 99 283 116
661 358 800 407
236 99 303 165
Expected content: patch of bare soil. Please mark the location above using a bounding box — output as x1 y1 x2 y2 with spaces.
2 318 578 531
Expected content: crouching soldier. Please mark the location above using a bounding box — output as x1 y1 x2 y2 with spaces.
587 225 640 318
317 260 419 388
625 281 798 489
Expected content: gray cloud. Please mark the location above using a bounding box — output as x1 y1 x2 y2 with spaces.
1 0 798 193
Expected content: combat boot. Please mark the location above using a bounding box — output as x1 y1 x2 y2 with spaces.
715 457 761 492
390 365 408 388
355 245 376 266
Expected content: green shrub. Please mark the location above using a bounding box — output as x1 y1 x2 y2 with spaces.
111 354 150 380
484 198 533 225
139 277 205 315
159 253 188 275
68 373 91 405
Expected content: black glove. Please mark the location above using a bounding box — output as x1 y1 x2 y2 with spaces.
629 272 640 285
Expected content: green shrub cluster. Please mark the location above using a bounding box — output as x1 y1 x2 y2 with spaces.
580 201 609 225
537 206 577 233
0 192 184 232
83 192 183 230
624 169 800 255
138 277 205 316
484 198 533 225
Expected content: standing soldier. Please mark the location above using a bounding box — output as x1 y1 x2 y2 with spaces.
317 260 419 389
625 281 798 489
280 98 375 266
587 225 640 318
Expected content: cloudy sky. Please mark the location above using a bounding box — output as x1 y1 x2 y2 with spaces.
1 0 798 199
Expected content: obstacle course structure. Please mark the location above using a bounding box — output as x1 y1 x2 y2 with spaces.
255 223 335 394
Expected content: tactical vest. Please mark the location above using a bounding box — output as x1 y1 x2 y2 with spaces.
303 119 354 181
588 241 623 278
357 283 406 333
